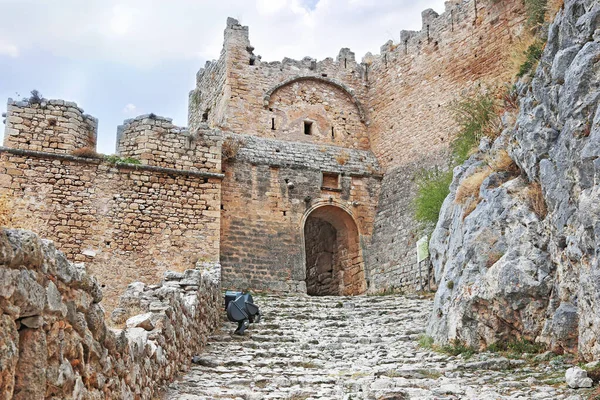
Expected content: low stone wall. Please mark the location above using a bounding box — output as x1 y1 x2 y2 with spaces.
0 229 221 400
0 147 223 308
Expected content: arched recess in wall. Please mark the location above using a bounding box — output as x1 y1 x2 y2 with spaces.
301 204 367 296
263 76 367 124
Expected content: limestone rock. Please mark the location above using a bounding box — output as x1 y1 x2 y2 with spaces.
20 315 43 329
565 367 593 389
427 0 600 358
126 313 155 331
0 315 18 400
45 280 68 317
13 328 47 400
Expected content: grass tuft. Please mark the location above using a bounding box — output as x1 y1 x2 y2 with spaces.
222 137 244 161
104 155 141 165
455 168 492 204
526 182 548 219
524 0 548 27
418 334 435 349
517 41 545 78
71 147 102 159
439 339 476 359
507 338 546 354
487 150 520 175
414 168 453 226
450 92 499 165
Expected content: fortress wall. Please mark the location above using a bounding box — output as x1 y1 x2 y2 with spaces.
3 99 97 154
0 229 220 400
0 150 222 307
117 115 221 172
219 133 381 292
363 0 526 292
367 0 526 168
1 100 223 307
192 19 370 149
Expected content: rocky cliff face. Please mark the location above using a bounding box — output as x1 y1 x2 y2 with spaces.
427 0 600 360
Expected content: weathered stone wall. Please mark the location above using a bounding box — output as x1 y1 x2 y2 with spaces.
3 99 98 154
367 0 526 169
191 18 369 149
1 100 223 307
0 229 221 400
220 133 381 293
362 0 526 292
117 115 221 172
365 160 439 292
188 22 230 134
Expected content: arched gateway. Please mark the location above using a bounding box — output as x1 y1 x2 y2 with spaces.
303 205 367 296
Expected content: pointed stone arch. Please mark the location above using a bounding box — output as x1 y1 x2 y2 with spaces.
263 76 367 123
302 204 366 296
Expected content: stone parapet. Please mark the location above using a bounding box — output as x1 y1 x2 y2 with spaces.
117 115 221 173
3 98 97 155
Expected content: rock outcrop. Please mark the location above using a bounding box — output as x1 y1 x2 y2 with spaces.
0 229 221 399
427 0 600 360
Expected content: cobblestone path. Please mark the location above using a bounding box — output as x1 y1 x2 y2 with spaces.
162 294 588 400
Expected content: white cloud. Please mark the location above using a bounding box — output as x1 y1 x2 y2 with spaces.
123 103 137 114
110 4 137 35
0 42 19 58
0 0 445 67
256 0 289 15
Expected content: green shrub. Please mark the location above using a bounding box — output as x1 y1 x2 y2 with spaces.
450 93 498 164
486 342 507 353
440 339 476 359
507 338 546 354
524 0 548 26
104 155 141 165
418 334 435 349
517 41 545 78
414 168 453 225
446 280 455 290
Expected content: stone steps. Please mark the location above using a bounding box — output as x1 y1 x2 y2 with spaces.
162 294 585 400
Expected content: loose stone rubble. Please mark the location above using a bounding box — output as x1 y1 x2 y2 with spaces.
163 294 592 400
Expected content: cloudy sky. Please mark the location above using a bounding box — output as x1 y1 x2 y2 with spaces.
0 0 445 154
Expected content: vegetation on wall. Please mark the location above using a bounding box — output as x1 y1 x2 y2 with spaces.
414 91 500 228
517 41 545 78
414 168 453 226
524 0 549 26
450 93 499 164
104 155 142 165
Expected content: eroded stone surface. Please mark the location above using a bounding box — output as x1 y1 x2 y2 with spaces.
163 295 588 400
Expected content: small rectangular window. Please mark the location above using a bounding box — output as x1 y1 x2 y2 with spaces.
304 121 313 135
271 118 276 130
321 172 341 191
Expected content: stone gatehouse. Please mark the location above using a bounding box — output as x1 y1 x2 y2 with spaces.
0 0 526 303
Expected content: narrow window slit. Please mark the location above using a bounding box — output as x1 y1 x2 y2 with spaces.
304 121 313 135
271 118 276 130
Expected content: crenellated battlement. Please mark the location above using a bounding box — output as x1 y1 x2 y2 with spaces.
3 98 97 154
117 114 222 172
189 17 369 148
